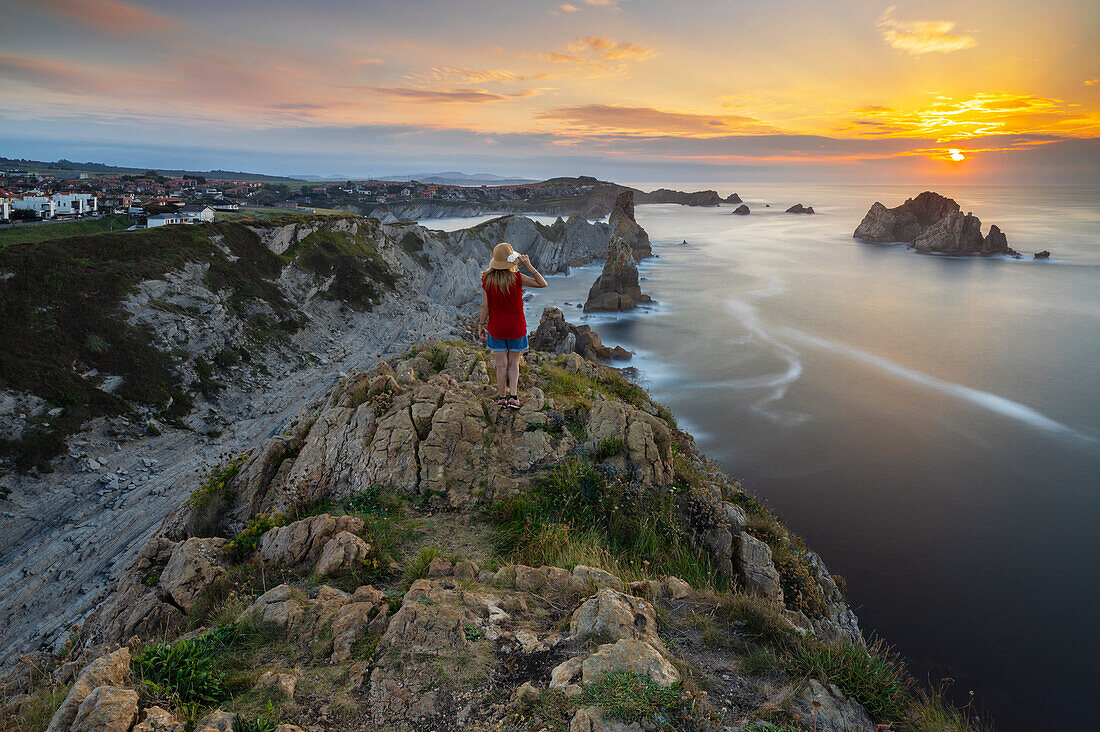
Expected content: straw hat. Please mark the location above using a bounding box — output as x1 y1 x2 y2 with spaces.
488 242 519 270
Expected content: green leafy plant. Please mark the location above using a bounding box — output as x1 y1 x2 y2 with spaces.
784 638 910 724
579 670 680 724
234 701 280 732
131 625 239 706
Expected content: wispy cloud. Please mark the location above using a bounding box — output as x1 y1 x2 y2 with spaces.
559 4 579 12
876 6 977 55
538 104 780 136
1086 78 1100 86
406 67 553 84
353 86 542 103
567 36 656 61
37 0 178 34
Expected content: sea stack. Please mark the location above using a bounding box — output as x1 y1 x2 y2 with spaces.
608 189 651 260
785 203 815 214
529 307 631 360
584 236 653 312
853 191 1018 256
725 193 743 204
732 204 750 215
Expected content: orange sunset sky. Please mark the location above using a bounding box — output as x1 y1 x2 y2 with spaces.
1 0 1097 182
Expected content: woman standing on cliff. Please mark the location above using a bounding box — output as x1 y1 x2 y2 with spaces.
480 242 547 408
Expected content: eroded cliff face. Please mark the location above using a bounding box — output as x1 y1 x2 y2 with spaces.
0 342 885 732
0 212 620 677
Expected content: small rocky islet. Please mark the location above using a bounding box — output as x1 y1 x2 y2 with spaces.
853 190 1048 258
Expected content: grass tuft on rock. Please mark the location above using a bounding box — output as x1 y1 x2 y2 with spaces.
580 670 681 723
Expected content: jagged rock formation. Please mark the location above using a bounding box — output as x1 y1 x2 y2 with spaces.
0 212 619 671
725 193 743 204
584 237 653 312
786 203 815 214
438 213 612 275
732 204 750 215
853 191 1018 256
635 188 723 206
607 190 651 260
1035 250 1051 259
2 343 881 731
528 307 631 361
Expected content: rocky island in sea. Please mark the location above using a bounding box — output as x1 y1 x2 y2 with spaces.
853 190 1018 256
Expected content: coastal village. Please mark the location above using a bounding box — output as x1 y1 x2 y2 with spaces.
0 165 595 229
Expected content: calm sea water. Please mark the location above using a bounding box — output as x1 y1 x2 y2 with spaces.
427 184 1100 729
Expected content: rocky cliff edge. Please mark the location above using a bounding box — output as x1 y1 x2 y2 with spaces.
0 341 964 732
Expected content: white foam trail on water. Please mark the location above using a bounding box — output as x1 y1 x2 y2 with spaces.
778 327 1099 447
720 296 809 427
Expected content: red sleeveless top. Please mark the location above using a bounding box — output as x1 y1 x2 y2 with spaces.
483 271 526 339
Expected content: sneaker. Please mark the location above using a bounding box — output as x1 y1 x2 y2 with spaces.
496 397 508 408
507 395 522 409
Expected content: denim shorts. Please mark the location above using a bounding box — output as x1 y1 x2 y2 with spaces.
486 334 529 352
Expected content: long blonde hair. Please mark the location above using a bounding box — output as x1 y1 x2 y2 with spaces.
482 266 517 293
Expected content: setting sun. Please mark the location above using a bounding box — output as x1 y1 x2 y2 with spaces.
950 148 966 161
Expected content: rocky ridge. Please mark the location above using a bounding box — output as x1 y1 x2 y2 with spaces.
853 191 1018 256
0 212 619 671
3 342 887 732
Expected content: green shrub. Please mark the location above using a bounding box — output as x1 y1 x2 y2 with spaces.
234 703 280 732
594 437 624 460
580 670 680 724
131 625 239 706
739 646 780 675
488 457 721 589
187 454 249 536
784 638 910 724
226 512 285 562
424 344 449 373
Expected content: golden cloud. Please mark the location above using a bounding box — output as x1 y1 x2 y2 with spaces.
537 104 780 136
841 92 1100 141
560 4 579 11
876 6 977 55
355 86 542 103
407 67 553 84
567 36 656 61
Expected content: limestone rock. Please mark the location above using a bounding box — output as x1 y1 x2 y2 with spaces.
570 705 644 732
159 537 227 613
736 532 784 603
569 589 659 644
513 564 578 596
732 204 750 215
550 655 584 688
529 307 624 362
853 191 1017 256
725 192 743 203
581 639 679 687
584 236 652 312
785 203 815 214
1034 250 1051 259
238 584 304 628
196 709 235 731
133 706 182 732
71 686 139 732
789 679 876 732
258 514 364 569
314 531 371 576
608 190 651 260
46 648 131 732
571 565 626 592
332 600 381 662
427 556 453 577
257 670 298 698
453 560 478 580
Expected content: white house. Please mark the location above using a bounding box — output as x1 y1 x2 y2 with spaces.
0 197 10 221
210 199 239 211
146 213 194 228
51 193 98 217
179 204 215 222
11 195 56 219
